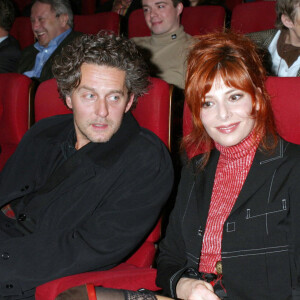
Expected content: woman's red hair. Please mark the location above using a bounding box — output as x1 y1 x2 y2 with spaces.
183 31 278 167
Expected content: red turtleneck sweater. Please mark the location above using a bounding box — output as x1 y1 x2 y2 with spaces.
199 132 260 274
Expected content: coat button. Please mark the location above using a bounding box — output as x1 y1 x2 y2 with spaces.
1 252 10 260
216 261 222 275
6 284 13 289
18 214 26 222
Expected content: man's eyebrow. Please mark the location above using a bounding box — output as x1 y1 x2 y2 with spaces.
76 86 125 95
76 86 96 92
143 1 167 6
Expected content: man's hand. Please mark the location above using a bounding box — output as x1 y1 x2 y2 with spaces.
176 278 220 300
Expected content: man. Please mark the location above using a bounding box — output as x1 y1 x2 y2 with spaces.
0 33 173 299
248 0 300 76
17 0 81 82
0 0 21 73
131 0 194 89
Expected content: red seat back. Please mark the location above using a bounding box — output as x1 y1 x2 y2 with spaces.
81 0 96 14
10 17 34 50
35 76 171 266
0 73 33 169
181 6 225 36
128 6 225 38
231 1 276 34
74 12 120 35
265 76 300 144
34 79 71 123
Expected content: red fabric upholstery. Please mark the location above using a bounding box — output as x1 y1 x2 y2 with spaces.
10 17 34 50
183 76 300 159
36 266 158 300
181 6 225 36
34 79 71 123
231 1 276 34
11 0 32 15
74 12 120 35
0 73 33 170
265 76 300 145
225 0 243 12
34 77 171 299
81 0 97 14
128 6 225 38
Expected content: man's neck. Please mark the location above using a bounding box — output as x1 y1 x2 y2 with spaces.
286 29 300 47
0 28 8 38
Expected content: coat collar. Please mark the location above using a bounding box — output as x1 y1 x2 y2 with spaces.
192 137 289 223
38 112 140 169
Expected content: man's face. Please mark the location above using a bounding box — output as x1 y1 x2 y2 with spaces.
66 63 134 150
282 6 300 47
142 0 183 35
30 2 69 47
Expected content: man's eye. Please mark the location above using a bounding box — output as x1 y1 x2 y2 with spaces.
83 93 95 100
109 95 120 101
143 7 149 12
158 5 165 8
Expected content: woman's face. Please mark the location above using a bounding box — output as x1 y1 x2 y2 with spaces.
200 77 258 147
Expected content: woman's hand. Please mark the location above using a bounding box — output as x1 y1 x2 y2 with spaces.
176 278 220 300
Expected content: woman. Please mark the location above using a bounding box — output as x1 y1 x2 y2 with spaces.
156 31 300 300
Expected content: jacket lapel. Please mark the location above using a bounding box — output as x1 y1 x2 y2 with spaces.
231 138 288 214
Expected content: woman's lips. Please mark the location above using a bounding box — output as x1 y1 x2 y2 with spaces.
216 122 240 134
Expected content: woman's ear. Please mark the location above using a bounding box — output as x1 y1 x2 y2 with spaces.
255 88 261 111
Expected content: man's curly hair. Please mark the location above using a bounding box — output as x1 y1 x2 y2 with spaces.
52 32 150 108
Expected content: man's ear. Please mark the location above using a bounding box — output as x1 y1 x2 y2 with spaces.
66 96 73 110
59 13 69 28
281 14 294 29
125 94 134 112
176 2 183 16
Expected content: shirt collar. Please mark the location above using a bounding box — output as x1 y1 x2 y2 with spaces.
0 36 8 43
34 28 72 52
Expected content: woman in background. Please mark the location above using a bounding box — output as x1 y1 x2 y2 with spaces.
156 31 300 299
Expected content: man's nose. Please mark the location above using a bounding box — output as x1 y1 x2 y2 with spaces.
31 19 40 31
95 99 109 118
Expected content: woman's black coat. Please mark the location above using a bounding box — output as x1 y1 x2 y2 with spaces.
157 138 300 300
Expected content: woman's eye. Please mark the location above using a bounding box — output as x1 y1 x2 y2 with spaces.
230 94 242 101
202 101 213 108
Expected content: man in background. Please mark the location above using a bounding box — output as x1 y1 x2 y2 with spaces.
17 0 81 82
0 0 21 73
131 0 194 90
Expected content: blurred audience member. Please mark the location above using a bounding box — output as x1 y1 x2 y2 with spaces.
0 0 21 73
17 0 81 83
248 0 300 76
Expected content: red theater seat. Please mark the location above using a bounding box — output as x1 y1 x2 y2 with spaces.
34 77 172 299
10 17 34 50
0 73 34 170
231 1 276 34
74 12 120 35
128 6 225 38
